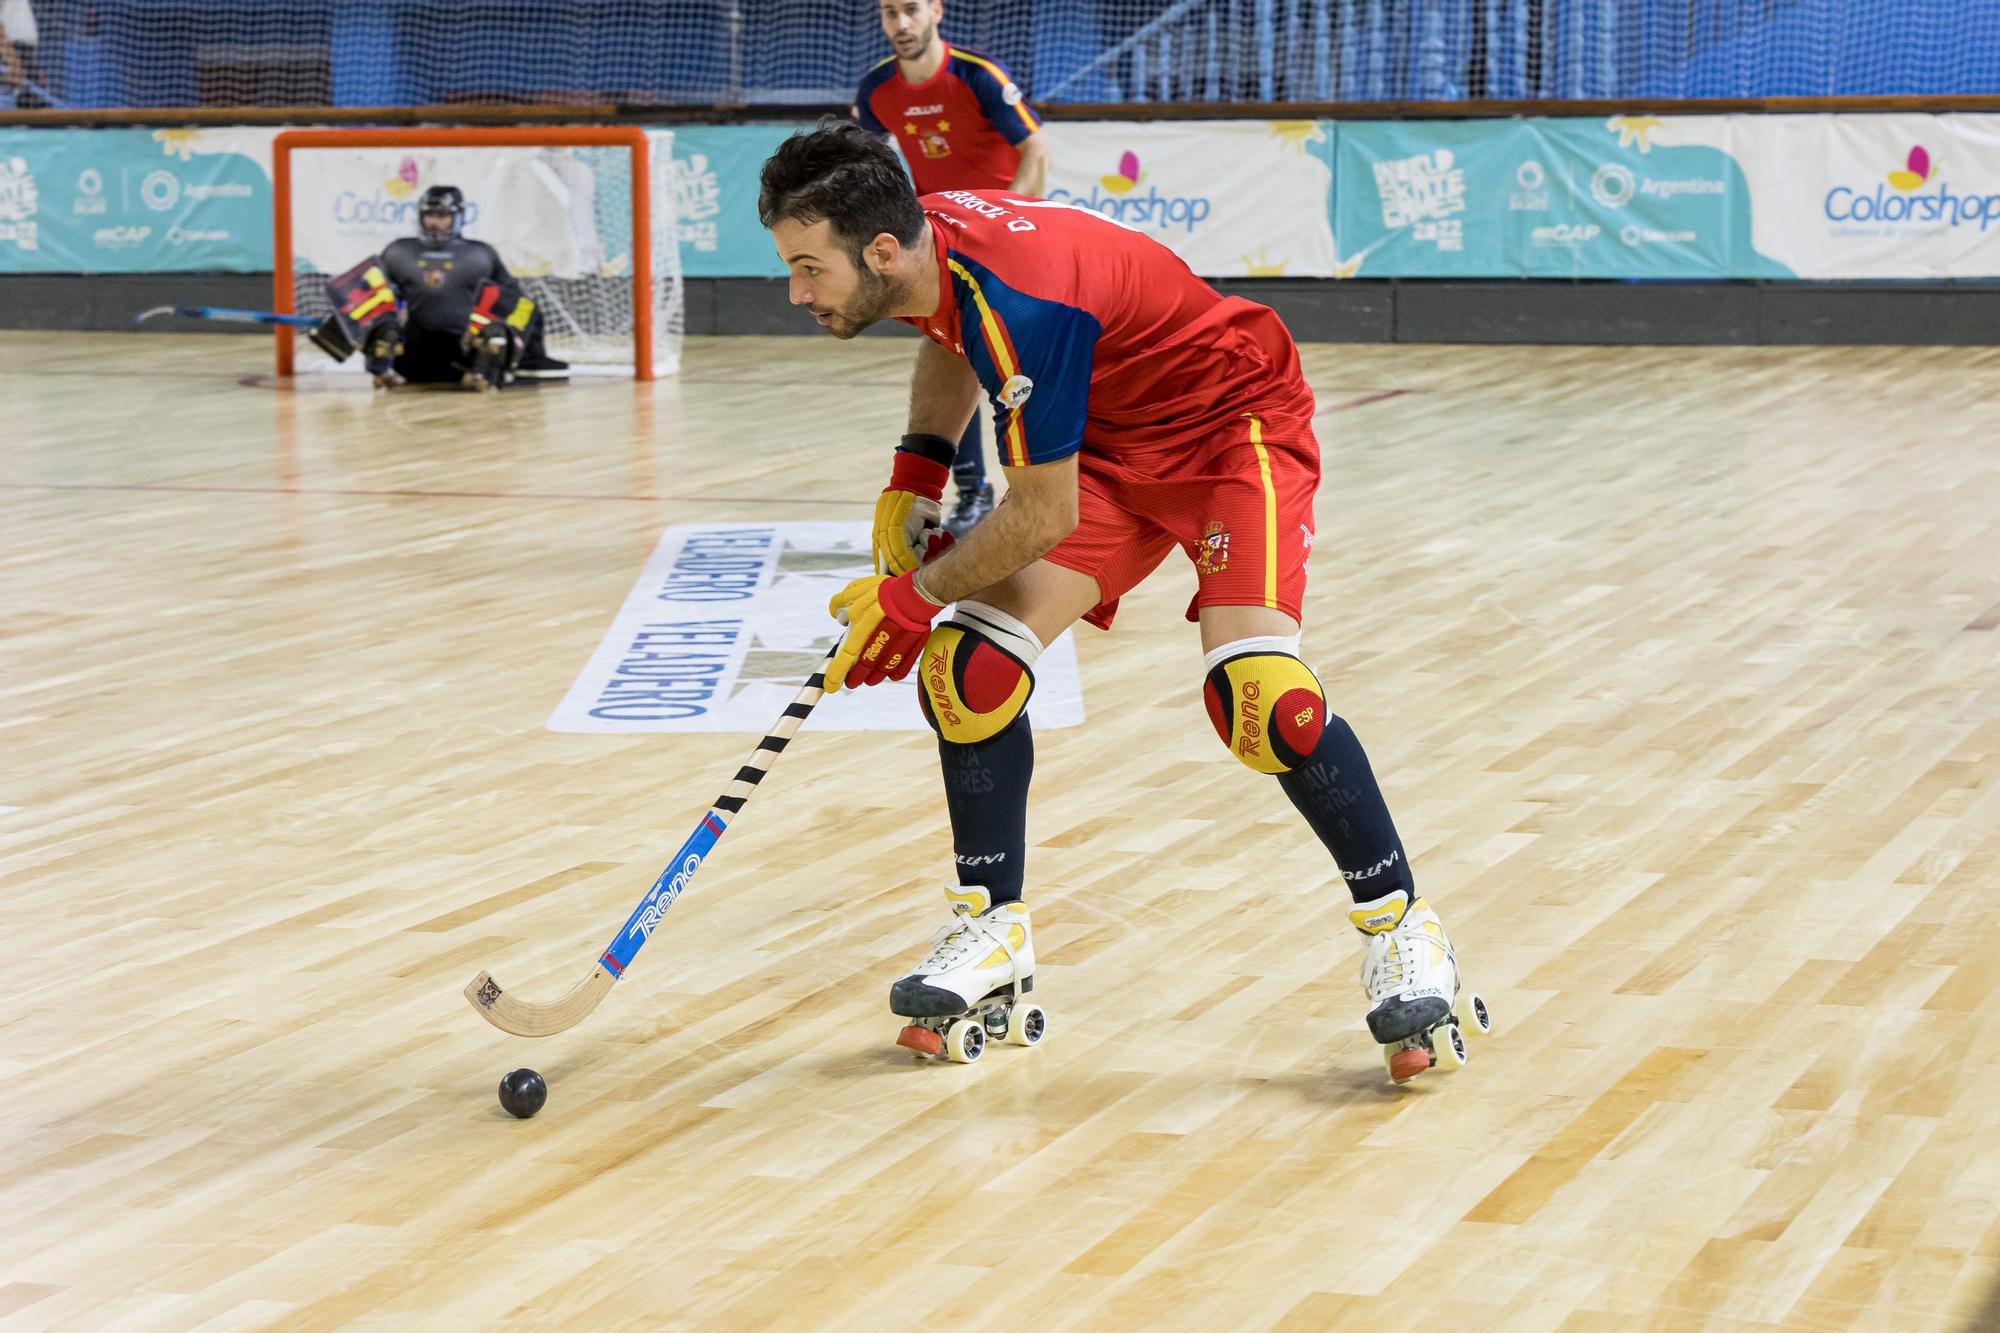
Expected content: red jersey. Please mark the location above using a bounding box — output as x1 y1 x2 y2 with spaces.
855 42 1041 197
897 190 1316 468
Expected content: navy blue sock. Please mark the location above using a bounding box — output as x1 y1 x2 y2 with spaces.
1277 712 1416 903
938 715 1031 903
954 415 987 490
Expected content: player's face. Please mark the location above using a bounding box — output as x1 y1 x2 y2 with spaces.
773 218 897 340
419 209 454 243
880 0 941 61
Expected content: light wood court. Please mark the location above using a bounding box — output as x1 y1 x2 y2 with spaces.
4 331 1998 1329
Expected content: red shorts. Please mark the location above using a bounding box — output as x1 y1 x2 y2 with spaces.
1045 411 1320 630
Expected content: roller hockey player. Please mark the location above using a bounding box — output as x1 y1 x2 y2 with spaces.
327 185 569 391
761 123 1491 1078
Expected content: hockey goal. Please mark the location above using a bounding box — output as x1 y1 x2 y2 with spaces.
273 126 681 381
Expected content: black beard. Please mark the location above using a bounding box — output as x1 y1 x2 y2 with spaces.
828 268 898 338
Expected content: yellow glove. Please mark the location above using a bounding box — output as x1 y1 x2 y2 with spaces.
826 571 941 691
872 437 956 575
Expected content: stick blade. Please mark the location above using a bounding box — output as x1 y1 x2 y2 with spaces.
463 964 615 1038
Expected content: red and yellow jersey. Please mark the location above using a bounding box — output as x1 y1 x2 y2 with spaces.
897 190 1316 468
854 42 1041 197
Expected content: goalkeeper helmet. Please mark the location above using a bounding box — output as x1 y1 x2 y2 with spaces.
417 185 466 243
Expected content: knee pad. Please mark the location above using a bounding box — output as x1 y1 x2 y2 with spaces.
1204 650 1326 774
918 612 1037 745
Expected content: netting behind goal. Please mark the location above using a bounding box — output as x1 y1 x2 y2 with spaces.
1032 0 2000 104
278 129 680 379
16 1 2000 111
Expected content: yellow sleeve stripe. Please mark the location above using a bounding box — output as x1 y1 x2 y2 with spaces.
946 257 1030 468
955 51 1041 135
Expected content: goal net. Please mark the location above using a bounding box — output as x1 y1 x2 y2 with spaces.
273 127 680 380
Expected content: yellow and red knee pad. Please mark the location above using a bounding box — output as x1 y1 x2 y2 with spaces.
917 604 1039 744
1204 650 1326 774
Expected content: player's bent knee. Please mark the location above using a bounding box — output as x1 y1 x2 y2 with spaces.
1204 651 1326 774
918 621 1035 744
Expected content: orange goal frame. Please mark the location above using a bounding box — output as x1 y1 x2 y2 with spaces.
271 126 659 381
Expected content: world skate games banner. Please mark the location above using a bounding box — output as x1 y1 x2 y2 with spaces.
0 127 270 273
548 522 1086 734
7 116 2000 280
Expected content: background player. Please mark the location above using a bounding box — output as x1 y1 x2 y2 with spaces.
0 0 48 108
855 0 1050 537
331 185 568 390
759 123 1473 1081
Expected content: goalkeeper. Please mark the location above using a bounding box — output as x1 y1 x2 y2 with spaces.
327 185 568 390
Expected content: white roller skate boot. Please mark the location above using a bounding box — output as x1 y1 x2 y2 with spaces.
891 885 1044 1064
1352 888 1492 1083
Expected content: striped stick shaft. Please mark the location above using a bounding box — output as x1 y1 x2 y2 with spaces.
710 659 831 816
596 651 835 979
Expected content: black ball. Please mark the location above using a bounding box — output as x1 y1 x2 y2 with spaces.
497 1068 547 1119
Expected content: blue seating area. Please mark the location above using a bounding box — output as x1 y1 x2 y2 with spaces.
11 0 1999 110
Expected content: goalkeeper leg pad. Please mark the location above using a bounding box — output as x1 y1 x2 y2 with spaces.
918 601 1044 745
463 282 532 389
1204 644 1327 775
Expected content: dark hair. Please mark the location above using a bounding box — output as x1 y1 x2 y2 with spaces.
758 118 925 264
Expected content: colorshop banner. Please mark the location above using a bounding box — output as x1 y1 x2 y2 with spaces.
0 127 271 273
1041 120 1337 278
1720 114 2000 279
669 119 1341 281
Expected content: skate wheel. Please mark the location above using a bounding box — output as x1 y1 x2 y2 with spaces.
1388 1046 1430 1083
896 1024 943 1058
1433 1024 1468 1072
945 1017 985 1064
1005 1003 1046 1047
1467 993 1493 1036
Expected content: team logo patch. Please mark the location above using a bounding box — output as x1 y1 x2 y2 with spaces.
1195 520 1230 575
1000 374 1034 409
423 267 445 288
919 132 952 160
1002 82 1024 106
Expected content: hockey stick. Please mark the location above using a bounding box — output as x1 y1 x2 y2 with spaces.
135 305 323 329
136 306 358 361
17 80 74 110
463 649 837 1037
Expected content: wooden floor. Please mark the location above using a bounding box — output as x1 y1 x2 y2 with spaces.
4 331 1999 1331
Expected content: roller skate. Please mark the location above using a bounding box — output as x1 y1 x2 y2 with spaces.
891 885 1045 1064
944 480 995 539
360 321 403 390
462 326 514 392
1351 888 1491 1083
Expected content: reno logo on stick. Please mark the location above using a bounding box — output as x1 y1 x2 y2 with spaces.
1824 143 2000 231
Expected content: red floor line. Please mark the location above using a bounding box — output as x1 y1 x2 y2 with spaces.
0 481 874 506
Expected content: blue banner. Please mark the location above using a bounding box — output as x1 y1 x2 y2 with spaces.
1334 116 1792 278
0 127 272 273
667 124 798 279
